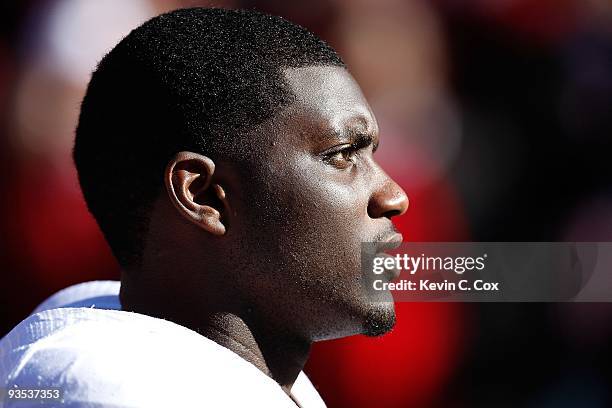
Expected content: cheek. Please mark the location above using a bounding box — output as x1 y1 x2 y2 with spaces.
263 157 372 281
276 156 368 239
235 155 379 335
238 154 368 269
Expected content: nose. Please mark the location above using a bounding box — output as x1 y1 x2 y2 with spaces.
367 178 409 219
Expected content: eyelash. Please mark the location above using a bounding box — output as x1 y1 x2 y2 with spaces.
322 144 359 169
321 133 378 169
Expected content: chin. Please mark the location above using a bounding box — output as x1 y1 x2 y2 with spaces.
309 296 396 341
362 300 396 337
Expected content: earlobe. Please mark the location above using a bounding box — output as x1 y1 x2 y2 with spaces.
164 151 228 236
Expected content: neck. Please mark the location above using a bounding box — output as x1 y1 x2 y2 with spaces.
120 276 311 394
196 312 311 394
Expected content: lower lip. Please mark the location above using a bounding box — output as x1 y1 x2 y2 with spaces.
376 253 401 279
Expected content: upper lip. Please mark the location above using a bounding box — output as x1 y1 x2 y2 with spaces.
377 232 403 253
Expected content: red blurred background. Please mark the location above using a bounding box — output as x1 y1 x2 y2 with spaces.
1 0 611 406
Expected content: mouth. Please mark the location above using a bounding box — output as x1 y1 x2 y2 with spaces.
381 232 403 250
375 232 404 279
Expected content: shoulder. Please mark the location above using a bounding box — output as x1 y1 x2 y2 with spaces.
1 308 293 407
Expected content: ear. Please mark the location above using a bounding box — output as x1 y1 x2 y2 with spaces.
164 151 229 236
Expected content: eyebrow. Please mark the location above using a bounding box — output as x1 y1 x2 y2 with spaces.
338 128 379 153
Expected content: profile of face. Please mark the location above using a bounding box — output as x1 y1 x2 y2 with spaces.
165 65 408 342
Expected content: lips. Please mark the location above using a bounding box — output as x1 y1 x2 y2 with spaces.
382 232 403 249
376 232 404 279
375 231 403 253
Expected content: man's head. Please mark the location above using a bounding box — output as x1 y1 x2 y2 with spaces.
74 8 408 341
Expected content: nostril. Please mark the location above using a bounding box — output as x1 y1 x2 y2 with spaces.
385 209 402 218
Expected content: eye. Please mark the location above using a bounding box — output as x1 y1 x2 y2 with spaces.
322 145 357 169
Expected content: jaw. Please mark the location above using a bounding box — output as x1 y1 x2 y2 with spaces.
306 297 397 342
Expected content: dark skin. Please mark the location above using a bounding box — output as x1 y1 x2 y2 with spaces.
120 66 408 396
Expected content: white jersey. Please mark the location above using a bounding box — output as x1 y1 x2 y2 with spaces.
0 281 325 408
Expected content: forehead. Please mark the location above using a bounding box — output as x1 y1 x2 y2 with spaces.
281 66 378 140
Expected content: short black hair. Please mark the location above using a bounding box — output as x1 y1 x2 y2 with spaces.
74 7 345 267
